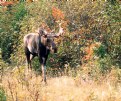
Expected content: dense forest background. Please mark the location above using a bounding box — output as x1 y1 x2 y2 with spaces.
0 0 121 101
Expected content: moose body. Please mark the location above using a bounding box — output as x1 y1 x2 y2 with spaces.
24 24 63 83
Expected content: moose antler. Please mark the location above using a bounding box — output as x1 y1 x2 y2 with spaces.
35 22 64 37
56 22 64 36
50 22 64 37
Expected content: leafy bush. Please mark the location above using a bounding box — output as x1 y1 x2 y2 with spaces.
0 88 6 101
0 2 27 63
101 2 121 66
98 55 112 74
94 44 107 58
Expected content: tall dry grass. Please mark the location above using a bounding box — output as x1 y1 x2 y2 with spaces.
1 66 121 101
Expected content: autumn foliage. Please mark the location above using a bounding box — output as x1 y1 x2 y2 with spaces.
0 1 14 6
84 42 101 61
52 7 65 21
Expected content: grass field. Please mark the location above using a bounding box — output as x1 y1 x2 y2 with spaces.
1 66 121 101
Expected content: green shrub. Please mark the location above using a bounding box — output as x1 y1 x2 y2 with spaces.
98 55 112 74
0 88 6 101
101 2 121 66
0 2 27 63
94 44 107 58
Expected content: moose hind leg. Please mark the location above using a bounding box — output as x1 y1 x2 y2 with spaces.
25 47 31 69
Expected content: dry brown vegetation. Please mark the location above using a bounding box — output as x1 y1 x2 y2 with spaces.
1 65 121 101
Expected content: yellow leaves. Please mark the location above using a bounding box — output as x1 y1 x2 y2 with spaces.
52 7 65 21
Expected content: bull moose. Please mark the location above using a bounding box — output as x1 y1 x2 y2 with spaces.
24 23 64 83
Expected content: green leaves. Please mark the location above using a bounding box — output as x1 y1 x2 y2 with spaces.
0 3 27 62
0 88 6 101
94 44 107 58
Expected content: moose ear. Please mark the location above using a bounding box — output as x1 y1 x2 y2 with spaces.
54 35 60 38
39 29 44 35
43 34 47 38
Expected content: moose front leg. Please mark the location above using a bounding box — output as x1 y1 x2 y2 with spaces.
39 57 47 84
41 64 46 83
